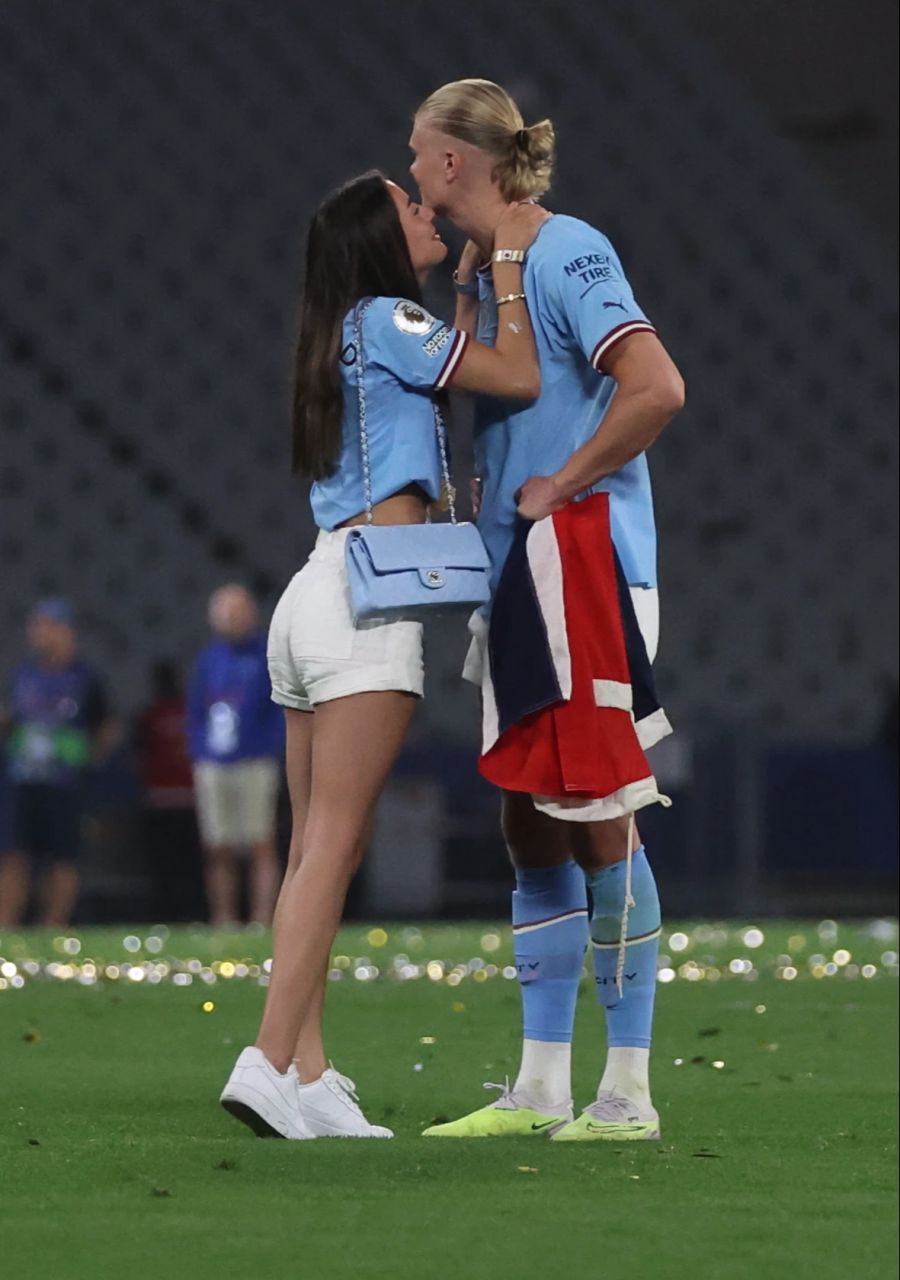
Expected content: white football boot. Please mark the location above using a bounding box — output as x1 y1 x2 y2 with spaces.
220 1046 313 1139
295 1067 393 1138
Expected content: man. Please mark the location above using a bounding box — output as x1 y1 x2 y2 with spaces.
409 79 685 1140
188 584 284 927
0 599 110 926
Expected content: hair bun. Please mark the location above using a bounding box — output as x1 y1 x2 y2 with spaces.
417 80 556 201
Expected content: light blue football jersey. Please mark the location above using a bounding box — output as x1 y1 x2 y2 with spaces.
475 214 658 587
310 297 468 530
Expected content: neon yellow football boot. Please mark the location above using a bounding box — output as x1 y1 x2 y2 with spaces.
422 1081 572 1138
551 1090 660 1141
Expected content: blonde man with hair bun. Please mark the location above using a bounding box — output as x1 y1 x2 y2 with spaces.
416 77 555 202
411 80 685 1143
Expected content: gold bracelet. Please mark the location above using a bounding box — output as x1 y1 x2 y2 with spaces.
496 292 527 306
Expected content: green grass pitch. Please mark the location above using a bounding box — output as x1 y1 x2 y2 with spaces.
1 921 897 1280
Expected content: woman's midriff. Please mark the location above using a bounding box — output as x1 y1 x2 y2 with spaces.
338 483 430 528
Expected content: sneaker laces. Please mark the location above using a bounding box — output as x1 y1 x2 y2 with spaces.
330 1067 359 1100
583 1090 642 1122
482 1077 519 1110
324 1064 366 1118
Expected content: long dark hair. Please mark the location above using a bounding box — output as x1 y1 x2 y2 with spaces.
291 171 423 479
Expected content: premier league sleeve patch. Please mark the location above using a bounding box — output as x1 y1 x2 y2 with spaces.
392 300 436 335
372 297 468 389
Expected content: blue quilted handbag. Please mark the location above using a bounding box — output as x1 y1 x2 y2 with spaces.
345 521 491 622
344 303 491 623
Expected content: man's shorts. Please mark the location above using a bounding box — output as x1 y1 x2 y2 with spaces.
628 586 660 665
267 529 424 713
11 782 84 864
193 758 280 848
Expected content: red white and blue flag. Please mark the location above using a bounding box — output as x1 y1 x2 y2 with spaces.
477 493 672 821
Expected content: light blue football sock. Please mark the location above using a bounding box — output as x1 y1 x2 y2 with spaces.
587 847 661 1049
512 861 589 1044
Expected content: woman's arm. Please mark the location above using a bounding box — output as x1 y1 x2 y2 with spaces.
447 204 548 401
453 240 482 336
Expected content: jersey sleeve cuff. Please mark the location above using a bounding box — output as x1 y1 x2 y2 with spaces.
590 321 656 373
435 331 469 389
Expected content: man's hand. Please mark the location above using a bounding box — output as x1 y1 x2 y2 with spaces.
470 476 483 519
516 475 568 522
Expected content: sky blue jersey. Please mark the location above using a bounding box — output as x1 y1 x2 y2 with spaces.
310 297 468 529
475 215 658 587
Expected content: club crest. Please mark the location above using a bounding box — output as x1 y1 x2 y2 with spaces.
392 300 434 335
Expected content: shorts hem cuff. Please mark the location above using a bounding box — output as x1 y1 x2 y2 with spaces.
272 693 312 712
310 674 424 705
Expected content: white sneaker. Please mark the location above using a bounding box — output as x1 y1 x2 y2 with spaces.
220 1046 313 1140
295 1067 393 1138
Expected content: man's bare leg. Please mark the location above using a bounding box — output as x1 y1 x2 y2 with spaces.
0 851 31 926
248 838 279 926
203 846 239 926
39 860 79 927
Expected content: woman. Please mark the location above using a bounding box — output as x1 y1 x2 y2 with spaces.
220 171 547 1138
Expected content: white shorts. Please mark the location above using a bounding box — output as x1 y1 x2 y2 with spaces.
462 586 660 685
629 586 660 665
267 528 425 713
193 758 280 848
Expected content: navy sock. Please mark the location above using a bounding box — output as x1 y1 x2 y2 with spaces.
512 861 589 1043
587 847 661 1049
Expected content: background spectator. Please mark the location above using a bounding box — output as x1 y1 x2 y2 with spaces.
134 659 204 923
0 599 112 926
188 584 284 926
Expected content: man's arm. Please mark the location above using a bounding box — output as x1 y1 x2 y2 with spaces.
516 332 684 520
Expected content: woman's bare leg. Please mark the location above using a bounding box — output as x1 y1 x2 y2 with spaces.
290 812 373 1082
256 691 415 1072
269 709 330 1081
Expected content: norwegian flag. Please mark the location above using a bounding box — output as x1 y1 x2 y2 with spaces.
478 493 672 821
